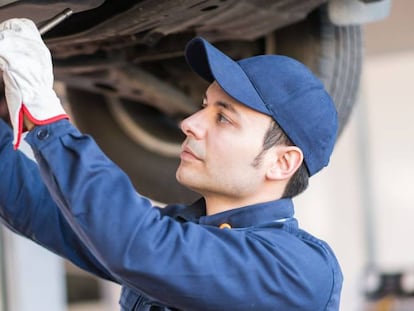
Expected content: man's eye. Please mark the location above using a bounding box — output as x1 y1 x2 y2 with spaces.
217 113 230 123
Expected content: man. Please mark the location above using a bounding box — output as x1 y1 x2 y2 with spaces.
0 18 342 310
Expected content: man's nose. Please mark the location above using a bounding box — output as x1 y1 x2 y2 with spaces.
180 110 205 139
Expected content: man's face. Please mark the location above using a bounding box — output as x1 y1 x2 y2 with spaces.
176 81 274 200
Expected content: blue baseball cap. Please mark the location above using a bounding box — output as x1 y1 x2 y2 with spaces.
184 37 338 176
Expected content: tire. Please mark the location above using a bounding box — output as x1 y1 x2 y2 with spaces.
67 7 363 203
274 7 363 136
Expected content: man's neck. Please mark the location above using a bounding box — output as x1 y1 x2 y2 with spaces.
203 193 282 216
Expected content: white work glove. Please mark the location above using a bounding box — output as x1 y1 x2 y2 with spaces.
0 18 68 149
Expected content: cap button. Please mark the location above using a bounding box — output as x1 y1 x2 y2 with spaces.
219 223 232 230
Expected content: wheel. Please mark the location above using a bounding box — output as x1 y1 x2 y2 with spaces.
66 7 363 203
274 7 363 136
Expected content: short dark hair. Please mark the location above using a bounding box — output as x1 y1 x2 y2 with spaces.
252 121 309 198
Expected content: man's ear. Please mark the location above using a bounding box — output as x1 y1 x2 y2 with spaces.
266 146 303 181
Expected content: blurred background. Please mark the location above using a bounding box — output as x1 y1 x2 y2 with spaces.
1 0 414 310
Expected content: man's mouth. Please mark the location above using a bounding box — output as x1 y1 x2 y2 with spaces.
181 144 202 161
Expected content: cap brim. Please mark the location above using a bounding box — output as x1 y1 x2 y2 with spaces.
185 37 269 116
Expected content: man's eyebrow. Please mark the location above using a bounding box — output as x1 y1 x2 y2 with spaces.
203 93 241 117
215 100 240 117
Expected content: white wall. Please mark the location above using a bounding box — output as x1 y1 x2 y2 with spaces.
2 229 67 311
362 52 414 272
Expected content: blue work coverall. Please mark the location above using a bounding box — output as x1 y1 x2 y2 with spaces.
0 119 343 310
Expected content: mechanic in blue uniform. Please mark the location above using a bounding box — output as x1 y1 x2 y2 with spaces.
0 18 343 310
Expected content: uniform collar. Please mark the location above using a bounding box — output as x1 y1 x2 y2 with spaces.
175 198 295 228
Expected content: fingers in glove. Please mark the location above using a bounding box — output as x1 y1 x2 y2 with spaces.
0 18 40 39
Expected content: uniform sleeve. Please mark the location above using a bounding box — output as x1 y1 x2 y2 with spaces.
25 119 334 311
0 119 114 282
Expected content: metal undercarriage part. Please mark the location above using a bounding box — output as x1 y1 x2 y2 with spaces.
44 0 327 57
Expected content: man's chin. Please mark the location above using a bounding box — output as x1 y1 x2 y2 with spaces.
175 166 189 187
175 168 203 194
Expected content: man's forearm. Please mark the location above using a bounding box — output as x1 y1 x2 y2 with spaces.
0 119 114 281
